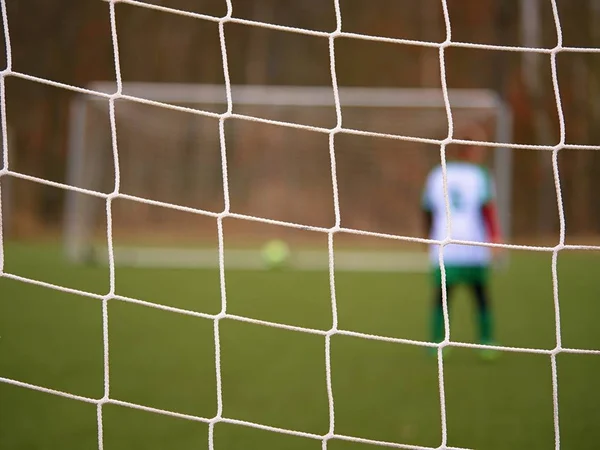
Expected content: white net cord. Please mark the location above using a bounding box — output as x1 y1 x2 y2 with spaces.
1 1 600 450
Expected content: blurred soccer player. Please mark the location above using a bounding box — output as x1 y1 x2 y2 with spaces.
421 125 502 359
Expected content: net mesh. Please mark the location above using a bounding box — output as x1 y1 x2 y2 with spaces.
1 1 600 450
71 86 500 253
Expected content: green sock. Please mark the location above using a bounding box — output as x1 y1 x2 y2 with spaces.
479 309 492 344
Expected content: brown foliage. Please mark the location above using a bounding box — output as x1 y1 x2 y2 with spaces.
2 0 600 239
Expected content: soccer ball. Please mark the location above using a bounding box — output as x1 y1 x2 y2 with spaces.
261 239 291 270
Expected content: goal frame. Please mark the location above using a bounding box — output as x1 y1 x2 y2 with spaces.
63 83 513 271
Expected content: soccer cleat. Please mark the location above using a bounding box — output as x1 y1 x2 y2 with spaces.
479 342 500 361
427 345 452 358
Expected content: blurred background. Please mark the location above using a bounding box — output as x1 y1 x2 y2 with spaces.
2 0 600 245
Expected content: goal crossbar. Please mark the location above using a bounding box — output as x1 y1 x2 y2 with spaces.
86 82 506 109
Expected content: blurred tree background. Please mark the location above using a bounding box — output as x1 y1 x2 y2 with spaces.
2 0 600 242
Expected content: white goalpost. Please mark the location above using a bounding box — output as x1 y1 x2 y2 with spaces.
63 83 513 271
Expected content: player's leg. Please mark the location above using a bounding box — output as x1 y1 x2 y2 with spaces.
469 268 498 359
471 281 493 345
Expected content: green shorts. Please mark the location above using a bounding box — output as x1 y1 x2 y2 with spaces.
431 265 489 286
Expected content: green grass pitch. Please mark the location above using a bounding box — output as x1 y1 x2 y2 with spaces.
1 242 599 450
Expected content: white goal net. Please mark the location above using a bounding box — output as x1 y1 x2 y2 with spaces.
64 82 512 272
3 1 600 450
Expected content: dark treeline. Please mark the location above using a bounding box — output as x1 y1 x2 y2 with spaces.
2 0 600 241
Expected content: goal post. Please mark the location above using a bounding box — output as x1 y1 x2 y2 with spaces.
63 83 513 271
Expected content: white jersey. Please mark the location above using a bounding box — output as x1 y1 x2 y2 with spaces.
422 162 494 267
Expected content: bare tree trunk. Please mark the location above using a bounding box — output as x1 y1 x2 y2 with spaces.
520 0 558 237
493 0 513 241
244 0 273 85
570 57 593 235
419 3 440 88
588 0 600 232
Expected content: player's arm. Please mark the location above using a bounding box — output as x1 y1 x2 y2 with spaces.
480 169 502 248
482 201 501 244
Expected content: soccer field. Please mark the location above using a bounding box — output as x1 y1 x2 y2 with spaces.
1 242 599 450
